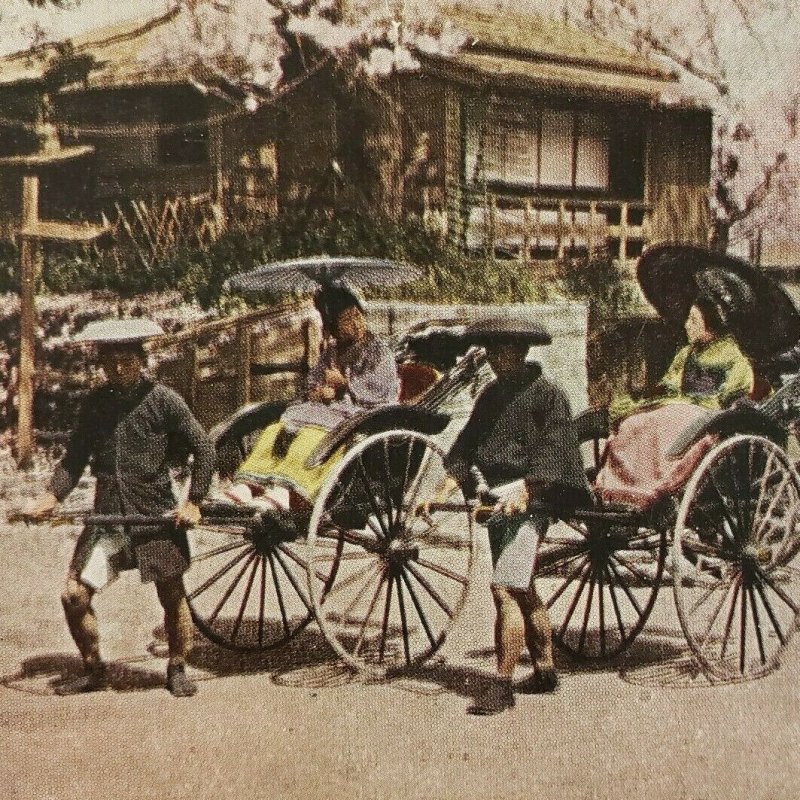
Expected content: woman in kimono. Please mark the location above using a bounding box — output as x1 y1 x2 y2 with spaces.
594 270 754 509
227 283 400 506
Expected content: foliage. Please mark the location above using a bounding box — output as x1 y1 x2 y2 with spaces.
0 210 547 308
175 210 548 308
557 248 639 321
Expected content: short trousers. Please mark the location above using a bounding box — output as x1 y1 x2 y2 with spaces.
487 513 549 591
69 525 190 591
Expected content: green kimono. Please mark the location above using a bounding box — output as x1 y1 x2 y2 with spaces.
610 335 754 422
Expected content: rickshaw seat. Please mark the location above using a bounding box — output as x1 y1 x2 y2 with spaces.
397 361 441 403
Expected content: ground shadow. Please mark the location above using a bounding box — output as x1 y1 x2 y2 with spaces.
148 621 353 687
2 652 167 696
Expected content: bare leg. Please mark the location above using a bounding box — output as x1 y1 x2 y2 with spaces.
491 584 527 679
155 577 193 666
56 576 107 694
521 581 554 672
516 579 559 693
61 576 101 668
468 584 522 714
156 577 196 697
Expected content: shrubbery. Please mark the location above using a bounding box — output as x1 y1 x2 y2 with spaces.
0 210 550 309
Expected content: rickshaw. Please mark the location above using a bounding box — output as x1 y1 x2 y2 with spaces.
184 247 800 683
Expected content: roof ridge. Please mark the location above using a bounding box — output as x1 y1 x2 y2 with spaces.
72 7 182 55
0 7 182 65
464 40 675 82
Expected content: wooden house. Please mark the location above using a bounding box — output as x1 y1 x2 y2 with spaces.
0 7 279 237
275 4 713 262
0 4 713 261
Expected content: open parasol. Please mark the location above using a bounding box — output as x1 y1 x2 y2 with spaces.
637 242 800 362
226 256 422 295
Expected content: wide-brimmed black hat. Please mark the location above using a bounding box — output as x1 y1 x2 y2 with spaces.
463 316 552 347
637 242 800 361
396 319 469 371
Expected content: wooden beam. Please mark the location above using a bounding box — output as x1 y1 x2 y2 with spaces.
17 174 40 468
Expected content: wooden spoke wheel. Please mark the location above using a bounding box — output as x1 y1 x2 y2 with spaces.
307 430 475 676
185 485 342 652
673 434 800 682
184 401 338 652
539 513 667 661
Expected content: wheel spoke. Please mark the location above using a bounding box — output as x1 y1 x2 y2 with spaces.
598 566 606 656
267 552 290 637
739 577 748 674
188 546 252 601
543 554 591 608
603 564 628 644
728 444 753 542
208 552 257 626
605 556 644 618
395 439 419 532
230 554 260 644
753 472 793 543
277 542 327 584
339 563 383 624
748 583 767 666
402 445 436 523
378 573 395 663
406 561 454 618
556 561 592 640
706 470 741 545
396 575 412 664
577 570 597 653
272 548 312 613
355 453 391 539
536 545 585 577
400 569 438 649
324 556 382 598
258 556 267 646
756 566 800 614
610 550 657 586
352 568 388 657
190 538 249 563
753 576 787 646
415 556 469 585
718 573 742 662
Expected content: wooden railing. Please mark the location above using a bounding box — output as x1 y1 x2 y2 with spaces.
146 299 320 428
448 185 652 262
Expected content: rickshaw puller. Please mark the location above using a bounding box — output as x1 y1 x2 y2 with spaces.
432 317 590 716
24 319 215 698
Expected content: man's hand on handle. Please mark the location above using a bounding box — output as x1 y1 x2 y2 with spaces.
171 500 202 527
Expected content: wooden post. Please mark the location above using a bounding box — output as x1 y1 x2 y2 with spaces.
17 174 40 468
185 341 199 411
618 202 629 262
557 200 566 260
522 200 531 265
235 322 252 407
588 201 597 259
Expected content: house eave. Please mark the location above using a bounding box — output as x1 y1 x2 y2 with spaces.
418 51 708 110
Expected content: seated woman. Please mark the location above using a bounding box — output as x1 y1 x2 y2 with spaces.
594 271 754 510
229 283 400 506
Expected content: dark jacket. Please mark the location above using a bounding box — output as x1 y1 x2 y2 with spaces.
49 379 215 520
445 363 590 513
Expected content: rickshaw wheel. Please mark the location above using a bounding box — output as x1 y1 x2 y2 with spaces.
540 513 667 661
307 430 475 677
673 434 800 682
184 402 339 652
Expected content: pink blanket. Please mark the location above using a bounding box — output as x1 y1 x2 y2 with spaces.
594 403 714 510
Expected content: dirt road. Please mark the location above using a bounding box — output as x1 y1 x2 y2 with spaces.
2 515 799 800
